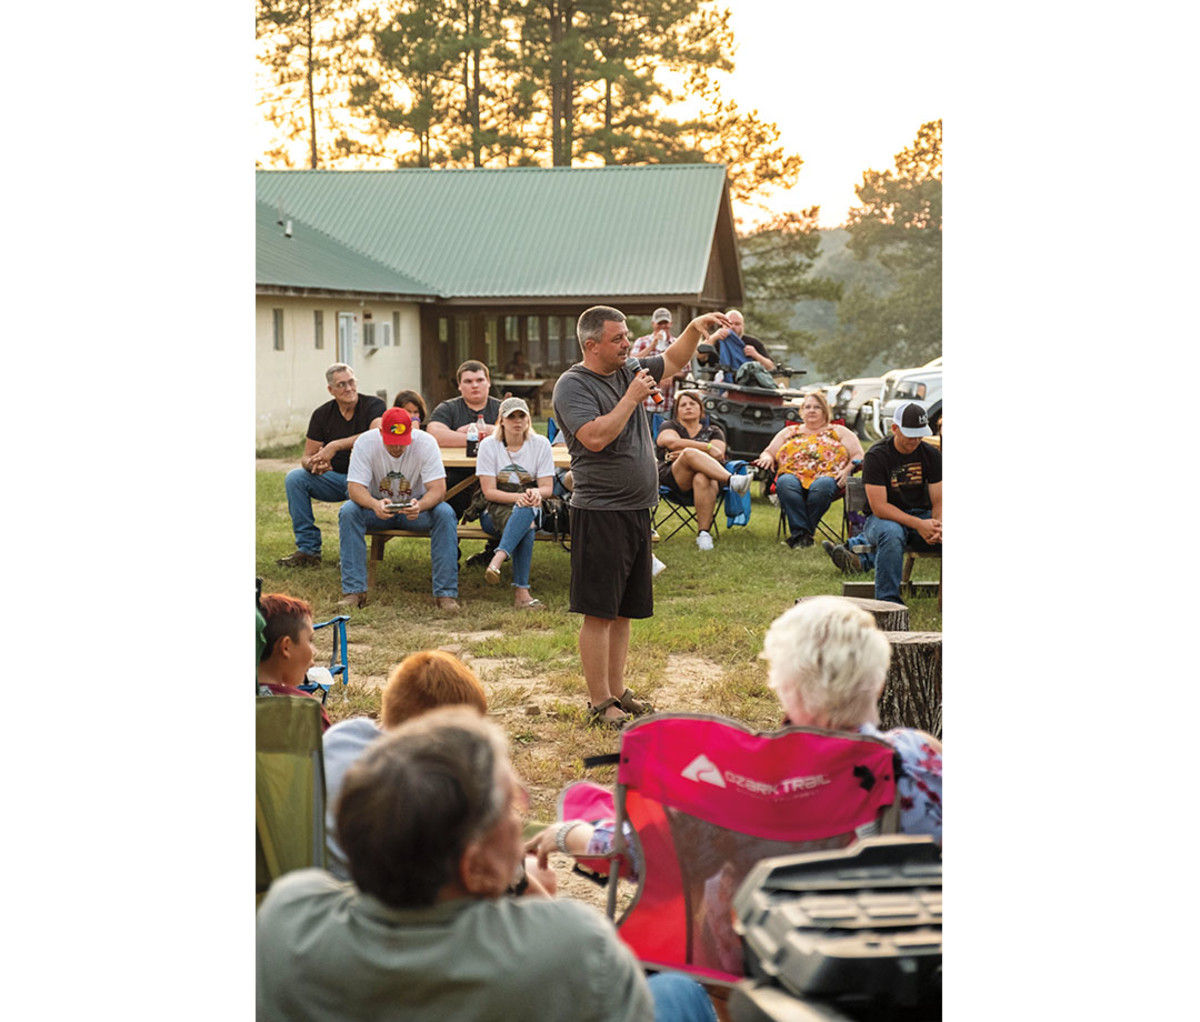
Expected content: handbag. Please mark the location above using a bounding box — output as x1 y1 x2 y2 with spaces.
538 495 571 550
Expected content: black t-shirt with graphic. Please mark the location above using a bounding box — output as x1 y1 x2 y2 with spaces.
306 395 386 475
862 436 942 514
429 395 501 431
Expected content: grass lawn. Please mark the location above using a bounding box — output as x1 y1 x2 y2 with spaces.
256 449 941 836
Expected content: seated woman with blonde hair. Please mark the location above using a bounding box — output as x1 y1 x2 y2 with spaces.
477 396 555 609
755 391 864 548
525 596 941 871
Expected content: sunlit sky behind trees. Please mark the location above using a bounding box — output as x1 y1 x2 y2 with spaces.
256 0 940 229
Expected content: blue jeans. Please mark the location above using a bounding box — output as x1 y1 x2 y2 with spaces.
337 500 459 597
647 972 718 1022
862 510 940 604
776 473 839 537
284 468 349 555
479 505 538 588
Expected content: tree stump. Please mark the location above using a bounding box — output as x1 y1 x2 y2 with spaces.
879 632 942 739
794 595 909 632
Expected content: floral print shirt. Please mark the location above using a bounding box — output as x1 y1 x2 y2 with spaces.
775 425 848 487
859 722 942 844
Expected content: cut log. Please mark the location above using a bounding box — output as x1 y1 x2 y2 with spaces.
795 595 910 632
879 631 942 739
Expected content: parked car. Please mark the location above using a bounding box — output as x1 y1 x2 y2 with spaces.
831 377 883 435
873 358 942 437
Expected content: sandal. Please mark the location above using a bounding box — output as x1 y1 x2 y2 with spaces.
484 555 505 586
586 697 628 729
617 689 653 716
515 598 545 611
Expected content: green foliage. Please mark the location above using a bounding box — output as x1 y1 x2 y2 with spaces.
258 1 806 212
739 209 843 353
828 120 942 374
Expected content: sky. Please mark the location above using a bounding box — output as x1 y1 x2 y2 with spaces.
723 1 941 228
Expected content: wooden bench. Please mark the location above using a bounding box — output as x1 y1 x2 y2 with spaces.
367 526 567 591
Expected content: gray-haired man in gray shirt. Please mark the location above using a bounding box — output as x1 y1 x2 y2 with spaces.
553 305 733 727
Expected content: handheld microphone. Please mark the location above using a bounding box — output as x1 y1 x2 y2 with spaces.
626 356 664 405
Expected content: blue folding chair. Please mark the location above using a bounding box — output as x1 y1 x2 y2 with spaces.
297 614 350 703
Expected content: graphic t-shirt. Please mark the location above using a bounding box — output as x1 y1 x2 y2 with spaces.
475 433 555 493
429 395 501 432
655 420 725 464
862 436 942 514
346 429 446 504
306 396 387 475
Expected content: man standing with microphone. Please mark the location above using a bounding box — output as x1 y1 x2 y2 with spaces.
553 306 733 727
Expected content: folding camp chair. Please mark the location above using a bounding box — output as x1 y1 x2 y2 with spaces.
597 713 900 986
767 468 852 547
296 614 350 703
256 694 326 907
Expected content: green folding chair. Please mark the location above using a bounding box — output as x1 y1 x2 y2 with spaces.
256 694 326 908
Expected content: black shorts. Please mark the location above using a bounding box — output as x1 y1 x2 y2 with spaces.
568 507 655 620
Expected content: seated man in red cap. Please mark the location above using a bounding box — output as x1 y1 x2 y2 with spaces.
337 408 460 613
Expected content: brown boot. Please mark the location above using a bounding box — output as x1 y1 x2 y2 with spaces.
277 550 322 568
337 592 367 608
434 596 461 614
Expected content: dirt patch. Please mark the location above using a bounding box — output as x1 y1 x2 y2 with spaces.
256 458 294 474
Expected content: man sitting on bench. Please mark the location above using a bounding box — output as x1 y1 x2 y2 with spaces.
824 400 941 605
337 407 460 614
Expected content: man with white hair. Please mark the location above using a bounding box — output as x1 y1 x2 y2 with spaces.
279 363 385 567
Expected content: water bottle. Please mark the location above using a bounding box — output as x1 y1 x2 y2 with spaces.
466 419 479 457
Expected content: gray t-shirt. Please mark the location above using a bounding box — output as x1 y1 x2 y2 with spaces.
552 356 664 510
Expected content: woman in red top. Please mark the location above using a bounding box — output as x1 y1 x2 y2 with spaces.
754 392 863 548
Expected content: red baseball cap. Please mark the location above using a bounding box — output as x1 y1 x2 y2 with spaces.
380 407 414 446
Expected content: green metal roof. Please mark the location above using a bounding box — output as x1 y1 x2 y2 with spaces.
256 199 438 296
255 165 736 300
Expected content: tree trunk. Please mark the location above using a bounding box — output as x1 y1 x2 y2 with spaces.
306 7 318 168
878 631 942 739
794 596 909 632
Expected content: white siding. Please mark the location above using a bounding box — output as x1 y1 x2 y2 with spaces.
256 296 423 447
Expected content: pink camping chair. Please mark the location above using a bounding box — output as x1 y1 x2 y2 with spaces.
590 713 900 986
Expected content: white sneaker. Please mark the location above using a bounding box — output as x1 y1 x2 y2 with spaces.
651 555 667 578
696 530 714 551
729 473 751 495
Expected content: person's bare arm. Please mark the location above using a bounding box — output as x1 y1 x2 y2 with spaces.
832 427 865 485
348 480 394 520
753 426 791 470
426 420 466 448
300 438 326 473
573 379 655 451
403 478 446 519
745 344 775 370
661 312 734 379
656 426 682 451
865 483 940 544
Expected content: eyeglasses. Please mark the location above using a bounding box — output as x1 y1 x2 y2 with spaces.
331 379 357 390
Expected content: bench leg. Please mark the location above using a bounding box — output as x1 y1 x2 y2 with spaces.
368 534 389 592
902 552 915 594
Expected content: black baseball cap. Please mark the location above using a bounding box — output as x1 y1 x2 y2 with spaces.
892 401 932 438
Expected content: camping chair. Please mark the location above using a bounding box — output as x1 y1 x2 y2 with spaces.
256 694 326 907
296 614 350 703
652 414 750 542
596 713 900 986
844 477 942 606
766 468 852 547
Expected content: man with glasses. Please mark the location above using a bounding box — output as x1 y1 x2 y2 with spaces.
278 363 385 568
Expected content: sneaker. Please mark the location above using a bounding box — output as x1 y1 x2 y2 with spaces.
650 528 661 543
277 550 321 568
729 472 751 495
651 555 667 578
337 591 367 608
696 530 714 551
785 531 813 549
822 540 864 575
